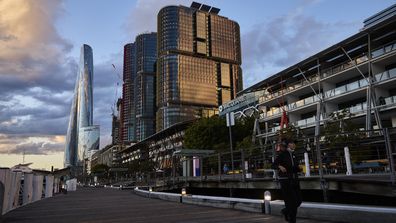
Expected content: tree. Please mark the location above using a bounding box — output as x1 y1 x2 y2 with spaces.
184 115 255 152
277 124 305 150
324 109 361 148
91 164 109 175
184 115 229 152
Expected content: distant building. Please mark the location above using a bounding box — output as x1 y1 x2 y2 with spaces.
121 43 137 142
135 33 157 141
64 44 99 167
156 2 243 131
111 98 122 145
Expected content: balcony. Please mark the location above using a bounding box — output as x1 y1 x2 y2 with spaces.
348 102 367 115
322 54 368 79
371 41 396 59
288 94 320 111
324 79 367 99
374 67 396 83
382 95 396 109
258 74 319 103
295 116 317 128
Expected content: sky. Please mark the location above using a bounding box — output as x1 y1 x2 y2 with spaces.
0 0 394 170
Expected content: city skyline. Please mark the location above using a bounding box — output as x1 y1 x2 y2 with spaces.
0 0 394 170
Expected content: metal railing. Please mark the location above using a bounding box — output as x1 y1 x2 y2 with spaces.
138 128 396 188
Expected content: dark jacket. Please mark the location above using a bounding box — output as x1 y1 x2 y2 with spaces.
273 149 301 179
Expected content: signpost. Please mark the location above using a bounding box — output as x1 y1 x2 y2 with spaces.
226 112 235 173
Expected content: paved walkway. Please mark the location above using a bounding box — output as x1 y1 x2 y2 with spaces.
2 188 336 223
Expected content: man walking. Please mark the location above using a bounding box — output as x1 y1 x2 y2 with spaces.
273 140 302 223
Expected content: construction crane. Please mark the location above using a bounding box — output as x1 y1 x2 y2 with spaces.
111 63 122 116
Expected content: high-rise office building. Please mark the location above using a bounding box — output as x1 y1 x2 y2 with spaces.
64 44 99 167
135 33 157 141
121 43 137 142
156 2 243 131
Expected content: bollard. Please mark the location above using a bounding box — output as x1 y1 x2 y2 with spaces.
344 146 353 175
264 191 271 214
304 152 311 177
180 188 186 203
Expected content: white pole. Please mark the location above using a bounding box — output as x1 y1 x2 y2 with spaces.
0 168 11 214
32 175 44 202
344 146 353 175
23 173 33 205
8 172 22 211
304 152 311 177
45 175 54 198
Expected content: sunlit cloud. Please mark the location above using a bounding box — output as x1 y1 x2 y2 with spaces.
0 135 65 155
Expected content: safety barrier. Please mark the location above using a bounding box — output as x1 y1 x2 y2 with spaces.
134 188 396 223
0 168 62 215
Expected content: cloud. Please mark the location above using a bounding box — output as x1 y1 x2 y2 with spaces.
0 135 65 155
241 2 359 88
124 0 190 38
0 0 79 156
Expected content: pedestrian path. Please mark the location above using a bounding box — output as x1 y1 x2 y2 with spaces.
2 188 337 223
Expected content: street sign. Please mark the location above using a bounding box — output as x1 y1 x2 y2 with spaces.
226 112 235 127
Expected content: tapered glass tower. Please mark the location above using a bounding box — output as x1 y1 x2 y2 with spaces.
64 44 98 167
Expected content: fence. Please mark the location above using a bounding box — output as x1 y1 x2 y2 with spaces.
141 128 396 186
0 168 62 215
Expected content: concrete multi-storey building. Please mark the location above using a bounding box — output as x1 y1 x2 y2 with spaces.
221 4 396 138
156 2 243 131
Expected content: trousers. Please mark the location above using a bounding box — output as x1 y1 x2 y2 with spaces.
280 178 302 223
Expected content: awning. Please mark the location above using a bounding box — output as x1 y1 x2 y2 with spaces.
173 149 215 157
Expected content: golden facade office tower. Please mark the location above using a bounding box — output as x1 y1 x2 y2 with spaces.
156 2 243 131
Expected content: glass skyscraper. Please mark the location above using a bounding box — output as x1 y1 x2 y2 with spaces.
64 44 99 167
121 43 137 142
121 33 157 142
135 33 157 141
156 3 243 131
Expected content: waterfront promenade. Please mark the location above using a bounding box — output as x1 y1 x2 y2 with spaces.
2 188 335 223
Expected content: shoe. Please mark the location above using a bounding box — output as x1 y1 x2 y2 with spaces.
281 208 289 222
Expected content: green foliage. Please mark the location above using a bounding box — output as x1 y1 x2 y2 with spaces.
324 109 362 148
91 164 109 175
184 115 255 152
277 124 305 150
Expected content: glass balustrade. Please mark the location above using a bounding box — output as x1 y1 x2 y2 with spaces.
389 68 396 79
371 42 396 59
334 85 346 95
321 55 368 79
324 78 366 99
304 96 314 104
297 119 306 127
295 99 304 107
384 97 393 105
260 74 319 104
306 116 316 125
374 67 396 83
